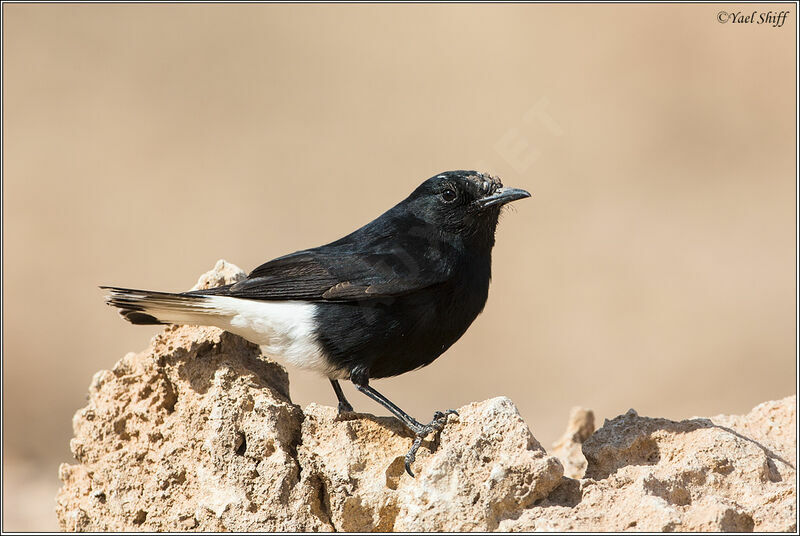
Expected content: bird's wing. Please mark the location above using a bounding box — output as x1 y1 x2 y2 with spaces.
206 246 450 302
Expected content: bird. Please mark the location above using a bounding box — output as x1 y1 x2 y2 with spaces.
103 170 531 476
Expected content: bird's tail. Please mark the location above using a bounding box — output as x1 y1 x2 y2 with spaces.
102 287 223 326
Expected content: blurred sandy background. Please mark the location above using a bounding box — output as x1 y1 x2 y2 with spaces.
2 3 796 530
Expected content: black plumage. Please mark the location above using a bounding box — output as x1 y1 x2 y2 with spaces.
105 170 530 476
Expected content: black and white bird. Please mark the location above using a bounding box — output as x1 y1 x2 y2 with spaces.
103 170 531 476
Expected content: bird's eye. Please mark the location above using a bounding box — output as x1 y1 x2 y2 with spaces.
441 188 457 203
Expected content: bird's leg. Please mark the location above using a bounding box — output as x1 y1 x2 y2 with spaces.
329 379 354 414
352 381 457 477
353 383 423 431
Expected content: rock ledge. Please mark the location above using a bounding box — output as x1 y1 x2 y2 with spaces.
57 263 796 531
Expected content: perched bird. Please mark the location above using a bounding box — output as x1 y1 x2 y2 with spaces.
103 170 531 476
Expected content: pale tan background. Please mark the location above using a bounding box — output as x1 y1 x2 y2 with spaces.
2 3 796 530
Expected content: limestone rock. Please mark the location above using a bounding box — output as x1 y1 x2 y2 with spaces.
56 324 563 532
57 262 796 532
500 399 796 532
190 259 246 291
294 398 562 532
57 261 564 531
551 406 594 479
57 261 314 531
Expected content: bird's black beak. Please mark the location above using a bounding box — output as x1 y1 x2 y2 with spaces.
475 187 532 210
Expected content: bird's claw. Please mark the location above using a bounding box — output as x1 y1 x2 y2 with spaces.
337 401 354 414
429 409 458 432
404 409 458 477
404 436 424 477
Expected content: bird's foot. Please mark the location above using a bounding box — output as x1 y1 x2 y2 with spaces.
337 400 354 414
404 409 458 477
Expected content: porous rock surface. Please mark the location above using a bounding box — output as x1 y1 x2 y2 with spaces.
57 262 796 532
508 399 796 532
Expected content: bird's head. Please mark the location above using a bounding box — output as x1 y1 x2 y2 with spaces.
404 170 531 244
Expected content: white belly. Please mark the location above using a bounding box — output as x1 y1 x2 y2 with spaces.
204 296 347 379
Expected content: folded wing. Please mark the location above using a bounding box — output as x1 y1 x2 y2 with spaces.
192 246 450 302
